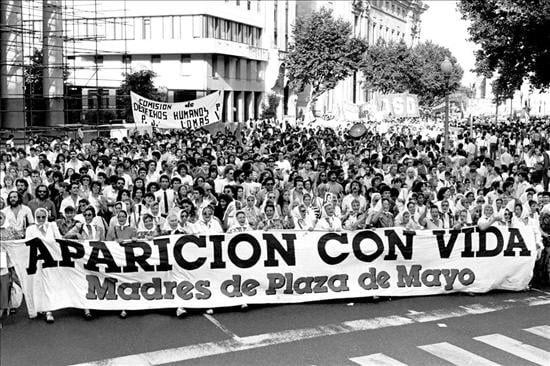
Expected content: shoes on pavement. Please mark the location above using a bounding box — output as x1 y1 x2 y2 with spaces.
45 312 55 323
176 307 187 317
84 310 92 319
205 309 214 315
119 310 127 319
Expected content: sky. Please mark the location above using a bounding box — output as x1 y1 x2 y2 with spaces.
420 1 478 86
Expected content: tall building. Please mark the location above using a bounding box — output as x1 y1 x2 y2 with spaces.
62 0 296 124
296 0 428 119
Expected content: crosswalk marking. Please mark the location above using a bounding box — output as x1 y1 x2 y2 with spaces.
524 325 550 340
418 342 500 366
474 334 550 366
350 353 407 366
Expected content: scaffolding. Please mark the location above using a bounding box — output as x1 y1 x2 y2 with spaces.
0 0 134 133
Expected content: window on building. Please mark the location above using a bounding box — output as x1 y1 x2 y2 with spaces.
257 0 261 11
247 59 252 80
231 22 237 41
88 89 97 110
236 0 240 5
122 54 131 65
224 19 231 40
125 17 135 40
224 56 231 78
235 58 241 79
247 0 251 10
256 28 262 46
151 55 160 72
143 17 151 39
257 60 263 80
174 16 181 39
237 23 243 42
96 18 105 38
214 17 220 38
180 54 190 75
212 54 218 77
163 16 173 39
193 15 203 37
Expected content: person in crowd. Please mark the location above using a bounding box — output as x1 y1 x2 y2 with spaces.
25 208 62 323
2 191 34 234
65 206 106 241
137 213 161 239
27 184 57 220
314 202 342 231
0 115 548 322
0 211 21 324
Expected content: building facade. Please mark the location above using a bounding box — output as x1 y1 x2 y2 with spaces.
64 0 296 124
295 0 428 119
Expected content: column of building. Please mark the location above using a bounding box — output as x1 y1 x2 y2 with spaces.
0 0 25 129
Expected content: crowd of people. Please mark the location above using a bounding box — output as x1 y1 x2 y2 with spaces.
1 116 549 323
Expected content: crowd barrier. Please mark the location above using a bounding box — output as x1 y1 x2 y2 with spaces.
3 226 537 318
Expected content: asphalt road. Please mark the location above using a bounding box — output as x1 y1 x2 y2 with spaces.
1 288 549 366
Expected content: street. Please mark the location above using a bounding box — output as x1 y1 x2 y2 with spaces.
1 288 549 366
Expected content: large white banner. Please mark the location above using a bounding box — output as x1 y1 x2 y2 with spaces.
130 91 223 129
3 227 536 318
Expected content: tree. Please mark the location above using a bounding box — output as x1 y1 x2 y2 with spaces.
286 7 367 115
117 70 167 122
360 39 416 94
360 40 463 107
408 41 463 107
458 0 550 92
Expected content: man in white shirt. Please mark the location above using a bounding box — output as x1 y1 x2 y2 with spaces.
65 150 83 174
154 175 175 217
2 191 34 232
60 183 82 215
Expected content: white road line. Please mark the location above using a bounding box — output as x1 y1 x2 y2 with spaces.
524 325 550 340
350 353 408 366
419 342 500 366
532 288 550 296
203 314 241 340
474 334 550 366
69 295 550 366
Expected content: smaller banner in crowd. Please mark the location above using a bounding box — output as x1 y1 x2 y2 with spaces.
376 93 420 118
130 91 224 129
3 227 536 317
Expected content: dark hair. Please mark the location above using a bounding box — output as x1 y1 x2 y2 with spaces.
35 184 49 198
84 206 96 217
15 178 29 188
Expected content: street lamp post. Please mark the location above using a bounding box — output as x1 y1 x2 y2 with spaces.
440 57 453 157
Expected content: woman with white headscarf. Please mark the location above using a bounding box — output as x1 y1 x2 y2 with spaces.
25 208 62 243
314 202 342 232
25 208 62 323
477 204 504 231
227 210 252 233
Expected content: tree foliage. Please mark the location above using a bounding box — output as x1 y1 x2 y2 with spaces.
117 70 166 122
458 0 550 91
409 41 463 106
361 39 416 94
286 8 367 106
360 40 463 106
